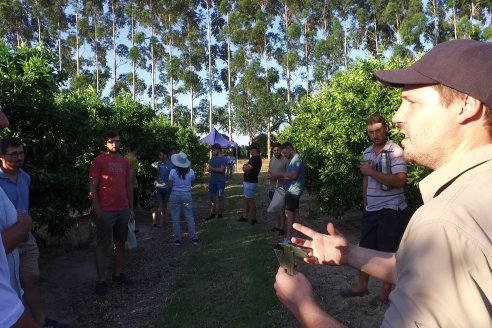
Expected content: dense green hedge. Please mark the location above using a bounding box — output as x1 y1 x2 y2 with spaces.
278 58 430 217
0 43 208 237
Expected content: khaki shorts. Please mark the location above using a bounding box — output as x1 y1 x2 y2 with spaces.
19 236 40 277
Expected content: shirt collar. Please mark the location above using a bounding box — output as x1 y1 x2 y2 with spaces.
419 143 492 203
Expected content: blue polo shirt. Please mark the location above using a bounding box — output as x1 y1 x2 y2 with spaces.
0 168 30 213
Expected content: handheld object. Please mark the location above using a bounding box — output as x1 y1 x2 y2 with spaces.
274 242 307 276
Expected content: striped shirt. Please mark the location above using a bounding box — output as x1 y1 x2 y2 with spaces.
363 139 407 212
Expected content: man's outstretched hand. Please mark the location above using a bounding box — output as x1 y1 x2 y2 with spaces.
291 223 349 266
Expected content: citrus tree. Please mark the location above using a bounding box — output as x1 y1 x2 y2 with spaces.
279 57 428 217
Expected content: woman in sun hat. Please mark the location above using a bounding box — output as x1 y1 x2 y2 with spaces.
168 152 199 246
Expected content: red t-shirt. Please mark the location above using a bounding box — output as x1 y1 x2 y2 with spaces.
89 153 131 211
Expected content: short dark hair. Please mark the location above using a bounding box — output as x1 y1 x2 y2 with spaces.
366 113 387 127
282 142 294 150
272 142 282 149
103 130 119 142
0 137 23 155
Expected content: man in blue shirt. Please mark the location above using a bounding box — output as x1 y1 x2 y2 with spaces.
0 137 65 327
270 142 305 243
205 144 227 221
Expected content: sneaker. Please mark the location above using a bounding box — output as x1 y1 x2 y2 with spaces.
174 240 182 246
218 214 223 218
238 216 248 222
192 238 200 245
204 214 215 221
153 223 158 228
249 219 258 225
112 274 134 286
282 238 292 245
95 281 108 295
278 229 285 236
271 227 280 232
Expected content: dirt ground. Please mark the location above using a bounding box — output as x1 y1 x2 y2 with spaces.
38 178 388 328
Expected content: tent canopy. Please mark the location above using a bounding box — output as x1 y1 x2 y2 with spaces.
200 128 238 148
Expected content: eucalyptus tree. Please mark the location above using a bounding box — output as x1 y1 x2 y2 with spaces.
313 16 345 85
158 0 188 124
446 0 490 39
178 6 207 128
80 0 109 92
0 0 33 47
200 0 223 132
217 0 238 141
249 0 281 158
109 0 127 97
424 0 452 45
274 0 302 125
382 0 427 56
355 0 393 57
298 0 318 96
26 0 51 44
124 1 148 100
44 0 70 72
139 0 164 111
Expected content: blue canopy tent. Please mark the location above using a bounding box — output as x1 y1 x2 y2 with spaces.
199 127 238 149
200 128 239 172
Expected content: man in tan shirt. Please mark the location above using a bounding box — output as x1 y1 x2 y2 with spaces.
274 39 492 327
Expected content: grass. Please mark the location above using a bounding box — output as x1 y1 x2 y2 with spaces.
156 166 297 328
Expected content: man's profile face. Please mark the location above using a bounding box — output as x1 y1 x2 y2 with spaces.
392 85 455 169
104 136 120 153
282 147 293 159
366 123 388 147
1 145 25 170
272 147 282 158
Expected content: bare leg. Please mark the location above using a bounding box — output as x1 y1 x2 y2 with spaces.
95 246 107 281
21 275 45 325
243 198 249 219
217 196 224 215
209 195 216 215
151 202 159 225
248 198 256 221
113 242 125 277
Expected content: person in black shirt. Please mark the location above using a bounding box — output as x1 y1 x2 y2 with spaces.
238 143 262 224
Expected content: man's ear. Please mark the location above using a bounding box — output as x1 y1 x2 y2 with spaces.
457 95 483 124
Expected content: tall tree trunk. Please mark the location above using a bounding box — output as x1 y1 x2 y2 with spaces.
304 20 310 96
37 17 41 43
94 14 99 91
206 0 212 132
227 13 232 142
131 4 136 100
168 15 174 124
57 19 62 72
112 0 117 97
75 0 80 76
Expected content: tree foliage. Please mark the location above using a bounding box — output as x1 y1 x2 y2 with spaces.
0 42 208 237
278 57 427 217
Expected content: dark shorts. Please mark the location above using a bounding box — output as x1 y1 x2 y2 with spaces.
268 190 274 201
285 193 301 212
96 209 130 247
359 208 411 252
208 181 225 197
154 187 171 203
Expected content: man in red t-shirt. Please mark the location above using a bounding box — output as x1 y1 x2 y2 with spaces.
89 131 134 296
